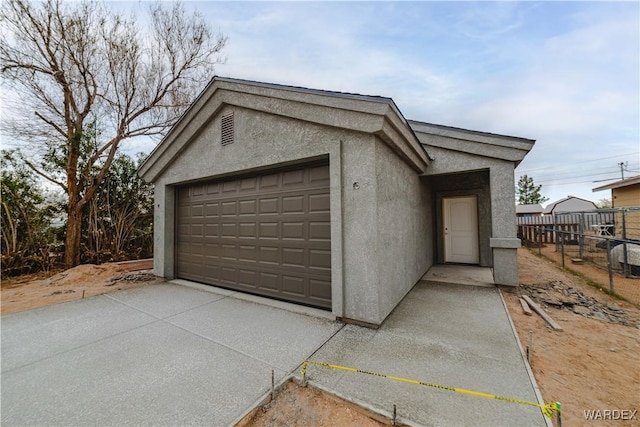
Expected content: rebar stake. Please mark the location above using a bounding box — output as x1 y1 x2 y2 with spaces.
527 331 533 364
392 404 397 426
301 361 308 387
270 369 274 401
82 290 85 299
556 402 562 427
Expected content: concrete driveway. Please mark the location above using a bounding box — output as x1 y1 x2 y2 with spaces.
2 279 548 426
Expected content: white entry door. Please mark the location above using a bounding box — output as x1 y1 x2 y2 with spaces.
443 196 479 264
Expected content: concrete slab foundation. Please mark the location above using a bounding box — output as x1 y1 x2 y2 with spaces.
2 280 547 426
421 264 495 287
303 281 548 426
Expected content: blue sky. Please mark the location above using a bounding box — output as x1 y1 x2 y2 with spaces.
183 0 637 206
5 1 638 206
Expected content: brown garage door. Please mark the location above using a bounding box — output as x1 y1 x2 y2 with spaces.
176 162 331 309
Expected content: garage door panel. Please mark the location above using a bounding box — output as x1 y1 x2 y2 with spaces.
309 249 331 270
309 165 330 182
176 162 331 309
258 272 279 291
204 224 219 238
203 264 220 279
239 200 257 215
191 204 204 217
191 223 204 236
309 221 330 240
282 248 305 267
206 182 220 195
282 276 305 296
283 169 304 186
220 267 237 284
259 246 279 264
221 223 237 237
239 222 256 237
222 180 237 193
259 173 279 189
309 193 330 213
238 269 257 286
204 203 219 217
259 222 279 239
309 279 331 301
240 176 258 191
282 222 305 240
259 198 278 214
282 195 304 214
191 184 205 196
238 245 257 262
220 244 237 260
221 201 237 216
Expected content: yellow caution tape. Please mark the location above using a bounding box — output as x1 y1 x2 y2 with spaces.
301 360 560 418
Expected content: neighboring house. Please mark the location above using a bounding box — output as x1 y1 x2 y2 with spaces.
593 175 640 240
138 77 534 326
543 196 597 215
592 175 640 209
516 204 544 217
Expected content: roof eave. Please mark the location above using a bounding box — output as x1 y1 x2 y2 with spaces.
408 120 535 165
138 76 430 182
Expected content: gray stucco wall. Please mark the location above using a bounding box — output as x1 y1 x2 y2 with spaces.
340 136 380 322
373 138 432 324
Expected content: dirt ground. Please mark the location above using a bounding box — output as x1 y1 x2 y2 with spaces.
537 243 640 305
2 251 639 426
237 380 391 427
1 259 160 315
504 248 640 427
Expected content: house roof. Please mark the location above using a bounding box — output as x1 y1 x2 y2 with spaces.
408 120 535 166
138 76 431 182
516 204 544 214
543 196 597 214
592 175 640 192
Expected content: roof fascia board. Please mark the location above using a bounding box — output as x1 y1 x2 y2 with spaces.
415 132 530 164
215 77 393 115
138 76 219 178
592 175 640 192
377 112 430 172
409 120 535 148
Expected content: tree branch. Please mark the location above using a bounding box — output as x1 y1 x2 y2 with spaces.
22 157 67 191
34 111 67 138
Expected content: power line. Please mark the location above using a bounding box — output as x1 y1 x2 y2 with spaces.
517 152 639 174
531 164 635 181
535 171 625 184
519 160 639 185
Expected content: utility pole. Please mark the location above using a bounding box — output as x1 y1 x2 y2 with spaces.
618 162 627 180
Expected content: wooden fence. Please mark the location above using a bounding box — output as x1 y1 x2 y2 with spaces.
517 210 620 245
517 222 581 245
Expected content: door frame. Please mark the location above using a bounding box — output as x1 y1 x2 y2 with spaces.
442 195 480 264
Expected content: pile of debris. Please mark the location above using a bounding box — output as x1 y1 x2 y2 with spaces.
520 280 636 327
107 271 157 286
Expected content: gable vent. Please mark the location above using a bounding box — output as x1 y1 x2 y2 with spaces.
221 112 234 145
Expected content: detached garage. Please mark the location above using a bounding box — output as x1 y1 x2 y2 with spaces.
139 77 534 326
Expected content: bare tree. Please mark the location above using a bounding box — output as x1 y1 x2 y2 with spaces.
0 0 226 268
